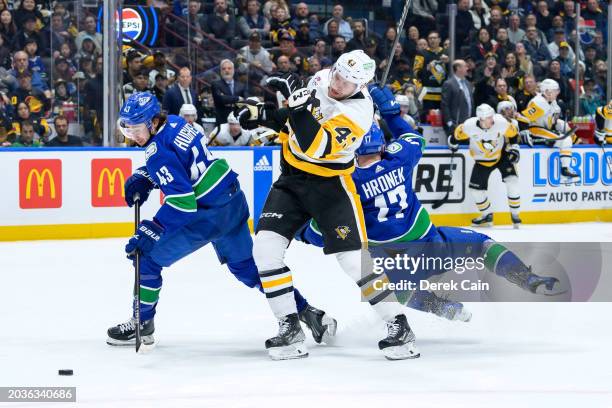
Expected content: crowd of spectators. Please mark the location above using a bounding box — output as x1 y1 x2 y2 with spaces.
0 0 608 148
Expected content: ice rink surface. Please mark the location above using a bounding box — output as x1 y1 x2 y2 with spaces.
1 222 611 408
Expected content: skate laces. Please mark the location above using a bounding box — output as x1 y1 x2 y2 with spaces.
387 320 400 337
278 316 292 336
118 319 136 333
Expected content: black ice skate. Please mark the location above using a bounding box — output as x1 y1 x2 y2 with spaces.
378 315 420 360
561 167 580 184
511 214 522 229
506 267 566 295
107 317 155 346
265 313 308 360
472 213 493 227
298 305 337 344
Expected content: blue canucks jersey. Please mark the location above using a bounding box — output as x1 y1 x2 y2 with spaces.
352 134 436 244
145 115 238 232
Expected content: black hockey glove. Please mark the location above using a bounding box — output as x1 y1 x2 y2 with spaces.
266 73 304 99
234 97 264 129
506 144 520 164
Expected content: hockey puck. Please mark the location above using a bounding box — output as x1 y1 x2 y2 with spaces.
58 369 73 376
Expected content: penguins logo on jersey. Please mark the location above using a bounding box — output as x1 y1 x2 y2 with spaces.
309 90 323 121
335 226 351 240
481 139 498 152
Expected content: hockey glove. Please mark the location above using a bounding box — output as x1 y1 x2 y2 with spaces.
506 144 520 164
266 73 304 99
368 84 400 117
235 97 264 128
124 166 158 207
519 130 533 147
447 134 459 153
125 220 165 260
594 130 608 145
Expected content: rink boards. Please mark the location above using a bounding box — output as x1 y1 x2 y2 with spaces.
0 146 610 241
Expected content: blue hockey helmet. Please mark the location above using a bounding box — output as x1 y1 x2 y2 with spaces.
118 92 160 141
356 122 385 156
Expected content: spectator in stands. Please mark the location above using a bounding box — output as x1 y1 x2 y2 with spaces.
47 12 70 54
471 27 501 63
51 79 76 119
579 77 604 115
547 15 566 42
10 70 50 119
404 26 419 59
388 51 415 93
75 15 102 55
122 69 150 101
364 37 381 68
294 19 313 47
486 7 505 38
24 38 47 81
330 35 347 63
591 30 607 60
0 115 10 147
211 60 246 125
561 0 577 34
507 13 524 44
583 45 597 78
238 0 270 40
323 19 339 46
0 10 17 41
548 28 576 60
347 20 368 52
274 54 292 75
205 0 236 45
10 101 50 142
409 0 437 37
305 55 321 79
582 0 606 33
547 59 573 110
455 0 474 53
515 74 537 112
500 52 524 94
76 37 99 62
53 58 76 93
0 33 10 69
12 15 44 54
486 77 516 110
12 120 41 147
52 2 74 33
441 59 473 136
13 0 43 30
147 51 175 88
556 44 575 76
123 50 143 85
309 38 331 68
163 66 198 116
495 28 515 60
269 5 294 44
58 42 78 73
473 53 500 107
240 32 274 76
522 26 551 77
470 0 490 30
593 60 607 94
152 73 168 103
377 26 397 61
271 31 299 62
524 13 547 45
413 30 448 120
46 115 82 147
535 0 553 35
83 56 103 145
291 2 319 35
514 41 534 76
323 4 352 41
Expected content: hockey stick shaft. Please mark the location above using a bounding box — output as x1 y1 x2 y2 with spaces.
431 153 456 209
380 0 412 86
600 143 612 175
134 195 142 353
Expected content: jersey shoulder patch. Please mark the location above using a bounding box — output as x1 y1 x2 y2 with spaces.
145 141 157 161
386 141 403 154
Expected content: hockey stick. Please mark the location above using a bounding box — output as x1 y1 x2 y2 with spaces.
133 194 142 353
431 152 456 210
380 0 412 86
600 143 612 175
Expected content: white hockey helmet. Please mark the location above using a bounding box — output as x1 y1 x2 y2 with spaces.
476 104 495 120
179 103 198 119
496 100 516 114
331 50 376 88
227 112 240 125
539 79 560 93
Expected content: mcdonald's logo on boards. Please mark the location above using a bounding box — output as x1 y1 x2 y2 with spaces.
19 159 62 209
91 159 132 207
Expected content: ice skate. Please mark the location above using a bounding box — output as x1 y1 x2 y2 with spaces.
506 267 566 295
407 291 472 322
107 317 155 346
298 305 337 344
378 315 420 360
511 214 522 229
561 167 580 184
265 313 308 360
472 213 493 227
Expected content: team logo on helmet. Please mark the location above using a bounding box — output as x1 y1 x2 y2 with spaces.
347 59 356 67
138 95 151 106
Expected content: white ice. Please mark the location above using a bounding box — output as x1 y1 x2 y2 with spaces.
1 222 611 408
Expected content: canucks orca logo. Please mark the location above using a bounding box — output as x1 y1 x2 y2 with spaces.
138 95 151 106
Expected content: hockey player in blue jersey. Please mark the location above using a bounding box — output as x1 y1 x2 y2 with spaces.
295 85 563 320
106 92 336 347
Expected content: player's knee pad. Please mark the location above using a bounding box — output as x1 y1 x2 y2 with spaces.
253 230 289 271
227 257 260 289
503 175 520 197
554 135 572 149
335 249 362 282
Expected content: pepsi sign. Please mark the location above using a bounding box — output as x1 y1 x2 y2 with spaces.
97 6 159 46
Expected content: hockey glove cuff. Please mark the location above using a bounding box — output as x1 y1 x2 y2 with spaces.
519 130 533 147
447 135 459 153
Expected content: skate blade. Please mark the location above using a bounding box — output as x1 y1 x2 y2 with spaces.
106 335 155 347
535 282 569 296
320 315 338 345
267 342 309 361
452 308 472 322
471 222 492 228
512 223 521 229
381 342 421 360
